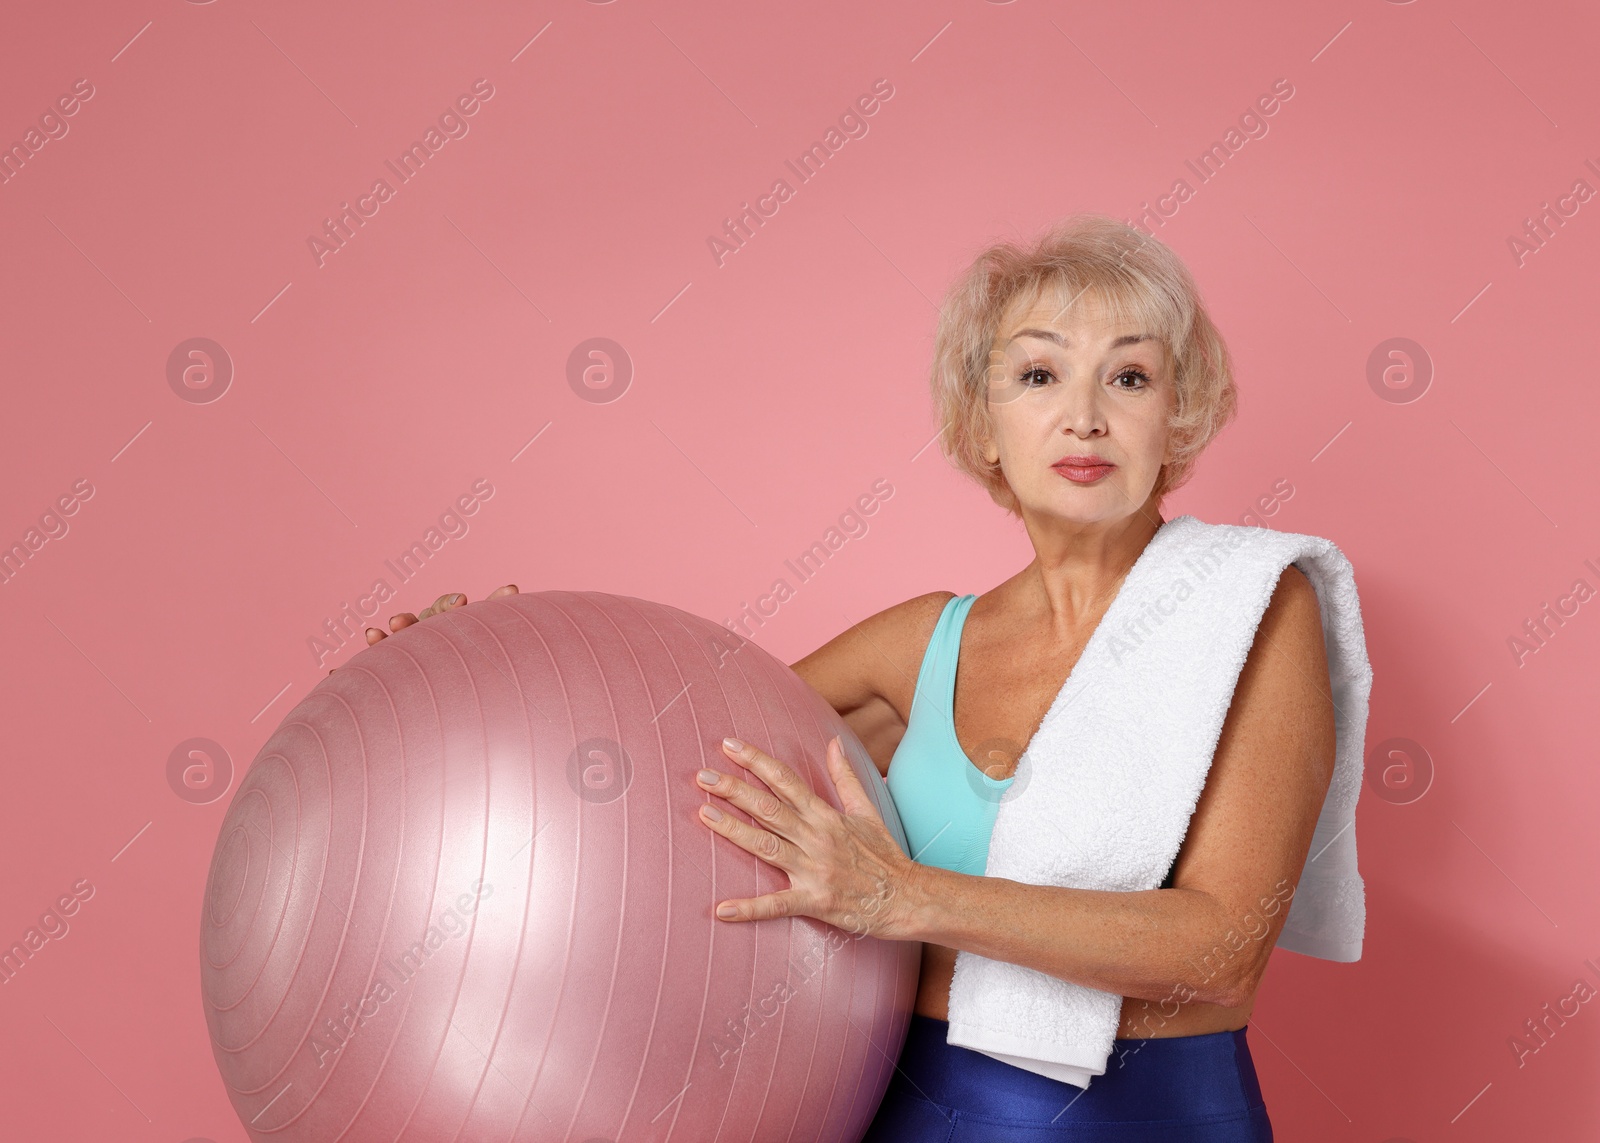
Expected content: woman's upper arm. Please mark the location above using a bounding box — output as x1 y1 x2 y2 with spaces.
1168 563 1337 1005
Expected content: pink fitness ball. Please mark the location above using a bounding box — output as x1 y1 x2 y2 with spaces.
199 591 918 1142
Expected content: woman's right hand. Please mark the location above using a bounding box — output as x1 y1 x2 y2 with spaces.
327 583 519 673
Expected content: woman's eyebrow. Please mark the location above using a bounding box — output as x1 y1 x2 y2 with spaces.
1008 328 1154 348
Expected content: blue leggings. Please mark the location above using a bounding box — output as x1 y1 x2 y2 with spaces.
862 1015 1273 1141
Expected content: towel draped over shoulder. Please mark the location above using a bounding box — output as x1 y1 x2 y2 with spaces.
944 514 1373 1088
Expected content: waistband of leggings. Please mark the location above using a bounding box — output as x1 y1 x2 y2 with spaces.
893 1014 1265 1119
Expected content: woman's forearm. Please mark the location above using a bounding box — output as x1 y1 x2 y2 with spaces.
891 862 1286 1009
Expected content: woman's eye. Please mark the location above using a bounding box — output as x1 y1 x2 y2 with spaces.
1019 366 1052 386
1114 368 1152 389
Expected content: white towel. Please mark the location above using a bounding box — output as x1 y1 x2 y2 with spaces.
944 514 1373 1088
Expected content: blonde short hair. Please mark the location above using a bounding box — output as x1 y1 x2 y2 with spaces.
929 213 1237 515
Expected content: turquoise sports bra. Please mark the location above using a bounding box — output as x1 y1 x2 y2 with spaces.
886 595 1012 876
885 593 1179 888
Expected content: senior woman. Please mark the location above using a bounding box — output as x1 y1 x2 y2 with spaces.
367 215 1365 1141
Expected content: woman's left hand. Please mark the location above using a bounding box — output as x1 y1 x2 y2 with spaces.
695 735 918 940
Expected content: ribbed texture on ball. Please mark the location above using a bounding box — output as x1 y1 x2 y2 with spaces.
199 591 918 1142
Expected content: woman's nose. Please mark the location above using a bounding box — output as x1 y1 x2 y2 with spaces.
1055 377 1106 436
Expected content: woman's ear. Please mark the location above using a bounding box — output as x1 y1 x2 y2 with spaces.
978 420 1000 466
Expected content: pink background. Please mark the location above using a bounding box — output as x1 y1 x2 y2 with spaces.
2 0 1597 1139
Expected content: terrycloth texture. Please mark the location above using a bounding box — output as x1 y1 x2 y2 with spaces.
944 514 1373 1089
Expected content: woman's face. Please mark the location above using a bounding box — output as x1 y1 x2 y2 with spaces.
980 288 1176 527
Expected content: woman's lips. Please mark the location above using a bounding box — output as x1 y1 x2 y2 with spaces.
1052 460 1116 484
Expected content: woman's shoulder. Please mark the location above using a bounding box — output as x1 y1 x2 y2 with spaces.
789 591 961 718
861 590 963 658
1178 515 1355 564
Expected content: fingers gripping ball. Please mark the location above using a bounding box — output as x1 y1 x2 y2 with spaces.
199 591 919 1143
